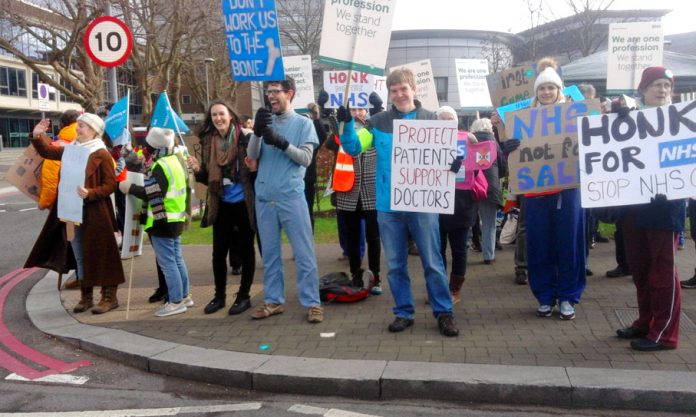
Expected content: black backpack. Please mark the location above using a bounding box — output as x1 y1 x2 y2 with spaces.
319 272 370 303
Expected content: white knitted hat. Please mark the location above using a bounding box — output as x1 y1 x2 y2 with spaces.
77 113 105 137
470 118 493 133
436 105 458 120
145 127 175 150
534 67 564 91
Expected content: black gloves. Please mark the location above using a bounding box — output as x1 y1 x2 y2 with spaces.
369 92 383 110
337 105 352 123
616 106 631 118
650 193 668 204
317 90 329 107
502 139 521 156
254 107 272 137
262 128 289 151
450 156 463 173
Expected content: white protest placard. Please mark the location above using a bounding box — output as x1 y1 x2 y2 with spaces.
221 0 285 81
283 55 315 111
322 70 387 108
389 60 439 111
455 59 493 109
391 119 458 214
318 0 396 75
578 99 696 208
606 21 663 93
57 145 90 223
121 171 145 259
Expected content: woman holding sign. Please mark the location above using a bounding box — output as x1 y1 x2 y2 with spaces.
26 115 125 315
615 66 684 351
503 58 586 321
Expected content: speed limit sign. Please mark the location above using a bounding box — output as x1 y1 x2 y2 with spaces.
84 16 133 67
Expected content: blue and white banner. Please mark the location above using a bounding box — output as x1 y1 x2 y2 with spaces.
150 92 189 134
497 85 586 123
221 0 285 81
104 94 130 146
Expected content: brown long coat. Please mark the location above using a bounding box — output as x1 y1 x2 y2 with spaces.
24 133 125 287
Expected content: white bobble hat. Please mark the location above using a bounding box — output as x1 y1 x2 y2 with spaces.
145 127 175 150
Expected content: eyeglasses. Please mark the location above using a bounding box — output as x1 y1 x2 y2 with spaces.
265 89 287 96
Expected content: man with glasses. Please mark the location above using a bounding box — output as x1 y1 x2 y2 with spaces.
337 68 459 337
246 77 324 324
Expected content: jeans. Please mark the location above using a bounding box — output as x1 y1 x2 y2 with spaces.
478 201 498 261
213 201 255 299
377 211 452 319
256 196 320 307
150 235 190 303
71 225 85 281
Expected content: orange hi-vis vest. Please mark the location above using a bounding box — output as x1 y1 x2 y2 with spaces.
332 135 355 192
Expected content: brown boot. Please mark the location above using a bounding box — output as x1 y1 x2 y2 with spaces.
73 284 94 313
92 286 119 314
449 274 466 305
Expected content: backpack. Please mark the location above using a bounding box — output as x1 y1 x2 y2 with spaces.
319 272 370 303
471 170 489 201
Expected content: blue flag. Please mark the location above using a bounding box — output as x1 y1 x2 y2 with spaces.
150 92 190 134
104 95 129 146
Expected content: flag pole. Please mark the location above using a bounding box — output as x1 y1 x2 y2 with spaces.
163 91 189 155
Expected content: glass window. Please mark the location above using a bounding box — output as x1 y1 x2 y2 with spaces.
434 77 448 102
182 95 191 104
0 66 27 97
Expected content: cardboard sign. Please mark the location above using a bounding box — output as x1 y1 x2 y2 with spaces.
322 70 387 109
455 59 492 109
5 145 43 202
389 59 439 111
318 0 396 75
578 100 696 208
283 55 315 112
606 22 663 93
486 65 536 108
504 99 602 194
57 145 90 223
496 85 586 124
221 0 285 81
121 171 144 259
390 119 458 214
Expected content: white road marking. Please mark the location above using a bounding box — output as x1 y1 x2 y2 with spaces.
0 402 262 416
19 207 37 212
5 373 89 385
288 404 382 417
0 210 5 213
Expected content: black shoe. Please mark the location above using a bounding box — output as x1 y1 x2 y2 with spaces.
606 266 630 278
228 296 251 315
495 242 503 250
204 297 225 314
630 338 675 352
595 235 609 243
616 327 646 339
514 270 528 285
471 243 482 252
351 269 364 288
388 317 414 332
230 266 242 276
148 288 167 303
585 268 594 276
437 314 459 337
681 276 696 289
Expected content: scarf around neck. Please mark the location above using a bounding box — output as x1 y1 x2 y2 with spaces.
73 137 107 154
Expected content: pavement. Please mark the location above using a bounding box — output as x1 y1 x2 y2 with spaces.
4 146 696 412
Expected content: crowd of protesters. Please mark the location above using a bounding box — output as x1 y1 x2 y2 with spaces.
24 61 689 351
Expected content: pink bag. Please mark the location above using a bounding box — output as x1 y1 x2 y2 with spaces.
471 170 488 201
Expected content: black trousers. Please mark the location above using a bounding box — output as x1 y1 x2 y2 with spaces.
338 207 380 280
212 201 255 299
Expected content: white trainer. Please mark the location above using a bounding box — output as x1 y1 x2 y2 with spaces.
182 294 194 307
559 301 575 320
155 302 187 317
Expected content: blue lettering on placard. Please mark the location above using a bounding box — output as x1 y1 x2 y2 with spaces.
658 137 696 168
517 167 534 191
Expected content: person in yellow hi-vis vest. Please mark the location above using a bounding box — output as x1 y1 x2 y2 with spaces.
119 127 192 317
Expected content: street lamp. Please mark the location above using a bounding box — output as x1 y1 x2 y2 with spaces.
204 58 215 109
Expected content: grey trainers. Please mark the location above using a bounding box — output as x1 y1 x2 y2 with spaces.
536 304 553 317
155 302 187 317
559 301 575 320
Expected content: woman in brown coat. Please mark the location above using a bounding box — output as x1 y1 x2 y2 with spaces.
26 115 125 314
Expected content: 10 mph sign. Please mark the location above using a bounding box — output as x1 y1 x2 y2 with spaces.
84 16 132 67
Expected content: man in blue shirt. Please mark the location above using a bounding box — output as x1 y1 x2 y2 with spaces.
338 68 459 336
247 77 323 323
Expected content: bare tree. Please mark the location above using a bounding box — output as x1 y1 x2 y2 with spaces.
564 0 616 58
0 0 107 111
480 35 514 73
276 0 324 57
